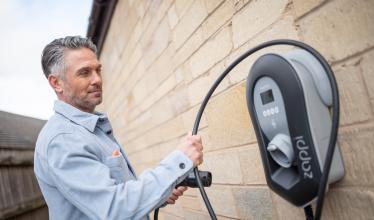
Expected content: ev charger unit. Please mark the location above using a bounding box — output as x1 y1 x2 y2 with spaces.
246 49 345 207
155 40 345 220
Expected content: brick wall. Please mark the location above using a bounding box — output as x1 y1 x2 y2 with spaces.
97 0 374 219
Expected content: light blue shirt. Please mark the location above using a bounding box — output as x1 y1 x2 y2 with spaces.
34 100 193 220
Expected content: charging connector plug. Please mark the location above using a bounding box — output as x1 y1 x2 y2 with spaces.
177 171 212 188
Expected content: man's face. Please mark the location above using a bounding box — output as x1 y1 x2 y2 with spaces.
59 47 103 113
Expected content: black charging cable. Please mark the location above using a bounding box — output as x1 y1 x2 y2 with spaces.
154 39 339 220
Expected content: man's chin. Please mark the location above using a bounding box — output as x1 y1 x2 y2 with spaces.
93 97 102 106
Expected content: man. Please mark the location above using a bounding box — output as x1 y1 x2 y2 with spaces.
34 36 204 220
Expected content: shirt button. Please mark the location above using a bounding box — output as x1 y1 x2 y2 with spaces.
179 163 185 169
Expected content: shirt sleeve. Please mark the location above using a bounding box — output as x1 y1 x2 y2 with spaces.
46 133 193 220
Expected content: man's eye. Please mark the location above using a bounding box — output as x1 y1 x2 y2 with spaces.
78 70 90 76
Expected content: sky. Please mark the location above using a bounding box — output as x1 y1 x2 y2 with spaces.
0 0 93 120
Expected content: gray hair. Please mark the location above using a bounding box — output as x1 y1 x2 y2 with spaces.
41 36 97 78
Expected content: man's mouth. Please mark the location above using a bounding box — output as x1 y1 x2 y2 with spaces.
89 90 102 97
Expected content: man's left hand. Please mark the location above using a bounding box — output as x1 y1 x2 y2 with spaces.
166 186 188 205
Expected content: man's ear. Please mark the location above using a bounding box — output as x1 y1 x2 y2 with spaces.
48 74 63 94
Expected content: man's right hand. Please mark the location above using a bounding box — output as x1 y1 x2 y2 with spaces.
178 134 203 167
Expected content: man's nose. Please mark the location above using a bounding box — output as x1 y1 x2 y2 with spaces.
91 71 102 85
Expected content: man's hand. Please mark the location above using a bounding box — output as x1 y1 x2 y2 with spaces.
166 186 188 205
178 134 203 167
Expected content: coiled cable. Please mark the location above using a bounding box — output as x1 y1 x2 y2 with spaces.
155 39 339 220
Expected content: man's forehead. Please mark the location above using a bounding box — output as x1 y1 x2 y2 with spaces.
64 48 101 68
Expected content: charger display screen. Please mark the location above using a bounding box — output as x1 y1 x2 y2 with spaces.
260 89 274 105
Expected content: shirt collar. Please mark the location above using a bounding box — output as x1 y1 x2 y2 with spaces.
54 100 108 132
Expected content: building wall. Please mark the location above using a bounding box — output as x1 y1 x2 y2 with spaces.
98 0 374 219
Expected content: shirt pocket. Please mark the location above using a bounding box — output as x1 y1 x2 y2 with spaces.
104 155 130 184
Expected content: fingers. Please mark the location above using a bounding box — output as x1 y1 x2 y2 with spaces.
179 133 204 167
185 136 203 152
169 194 178 201
166 187 188 205
173 186 187 196
166 198 175 204
176 186 188 192
186 133 202 144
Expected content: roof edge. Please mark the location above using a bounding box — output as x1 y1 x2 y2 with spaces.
86 0 118 57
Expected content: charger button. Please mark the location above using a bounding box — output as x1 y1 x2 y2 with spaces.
179 163 186 169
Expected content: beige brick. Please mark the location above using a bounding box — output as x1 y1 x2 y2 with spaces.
174 66 186 84
138 7 152 37
107 0 129 55
172 0 207 49
167 4 179 29
233 0 251 11
127 113 183 146
203 0 224 14
292 0 325 18
157 212 183 220
126 128 160 153
182 210 235 220
158 115 186 142
201 0 235 40
271 192 305 220
172 27 204 70
187 74 212 107
127 146 155 164
174 0 194 18
149 97 175 127
138 0 173 51
124 134 147 153
125 102 176 152
161 201 184 218
131 76 149 108
103 22 144 101
181 210 210 220
152 138 181 162
189 26 233 78
238 145 267 185
105 43 144 101
125 106 204 152
127 50 176 121
134 0 147 18
169 85 190 115
180 196 202 211
144 44 175 97
183 187 199 197
142 16 171 69
107 61 146 117
100 36 120 77
135 73 177 113
338 124 374 186
232 186 273 220
121 110 152 141
298 0 374 62
232 0 288 48
333 59 372 125
187 60 231 107
199 148 243 184
205 83 257 150
227 12 299 84
320 187 374 220
117 3 139 54
361 50 374 100
199 185 239 218
181 104 208 132
197 127 211 150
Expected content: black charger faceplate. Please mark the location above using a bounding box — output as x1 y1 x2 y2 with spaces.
246 54 322 207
